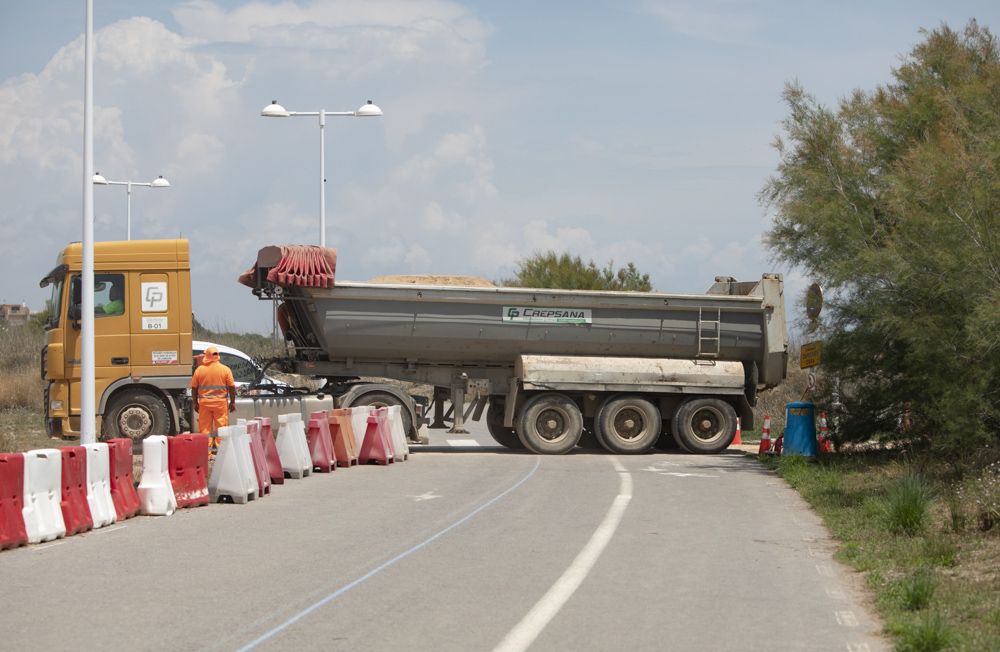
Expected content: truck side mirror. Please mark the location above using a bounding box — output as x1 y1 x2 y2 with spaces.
68 303 81 323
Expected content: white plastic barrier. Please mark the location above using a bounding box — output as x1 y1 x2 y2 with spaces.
350 407 371 453
21 449 66 544
138 436 177 516
386 405 410 462
276 413 312 479
84 443 117 528
208 424 258 504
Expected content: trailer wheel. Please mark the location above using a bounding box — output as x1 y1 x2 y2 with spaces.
595 396 660 454
486 400 524 450
351 392 412 438
671 398 737 454
101 388 170 448
516 393 583 455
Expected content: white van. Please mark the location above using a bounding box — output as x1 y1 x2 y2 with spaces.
192 340 290 394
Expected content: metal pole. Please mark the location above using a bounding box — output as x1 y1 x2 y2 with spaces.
81 0 96 445
319 109 326 248
126 181 132 240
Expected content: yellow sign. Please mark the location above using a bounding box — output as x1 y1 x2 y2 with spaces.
800 341 822 369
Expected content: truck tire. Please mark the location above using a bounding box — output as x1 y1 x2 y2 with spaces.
516 393 583 455
594 395 660 454
486 400 524 450
350 392 412 437
101 388 170 447
671 398 737 454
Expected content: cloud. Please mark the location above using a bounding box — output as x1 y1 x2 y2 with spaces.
397 125 496 201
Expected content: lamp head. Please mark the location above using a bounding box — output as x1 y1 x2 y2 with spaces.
261 100 290 117
355 100 383 117
150 176 170 188
92 172 108 185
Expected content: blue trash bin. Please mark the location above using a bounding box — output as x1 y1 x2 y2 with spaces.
784 401 817 457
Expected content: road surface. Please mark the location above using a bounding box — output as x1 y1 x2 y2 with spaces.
1 422 885 651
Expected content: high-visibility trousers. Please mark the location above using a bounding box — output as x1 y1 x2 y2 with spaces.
198 400 229 436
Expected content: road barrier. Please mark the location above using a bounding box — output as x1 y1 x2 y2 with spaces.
168 434 210 508
59 447 93 536
209 424 258 504
0 453 28 550
276 413 312 479
386 405 410 461
254 417 284 485
244 420 272 497
306 413 335 473
329 409 359 467
22 449 66 543
358 409 393 465
138 436 177 516
84 443 117 528
349 407 370 456
106 439 140 520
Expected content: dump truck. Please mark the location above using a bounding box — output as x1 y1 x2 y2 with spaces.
242 244 789 454
40 240 788 455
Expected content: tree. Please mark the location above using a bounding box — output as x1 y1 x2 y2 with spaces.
503 251 652 291
761 21 1000 466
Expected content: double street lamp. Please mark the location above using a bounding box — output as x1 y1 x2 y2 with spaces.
93 172 171 240
261 99 383 248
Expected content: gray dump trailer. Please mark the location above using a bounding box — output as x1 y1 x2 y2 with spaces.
244 246 788 455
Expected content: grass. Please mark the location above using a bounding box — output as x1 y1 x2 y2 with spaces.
763 451 1000 651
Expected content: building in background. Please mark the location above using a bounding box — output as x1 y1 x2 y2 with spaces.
0 303 30 327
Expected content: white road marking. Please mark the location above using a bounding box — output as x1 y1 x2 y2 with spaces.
826 587 846 600
835 610 859 627
846 643 872 651
494 457 633 652
659 472 718 478
31 541 66 550
815 564 834 578
411 491 441 502
92 524 127 535
447 439 479 447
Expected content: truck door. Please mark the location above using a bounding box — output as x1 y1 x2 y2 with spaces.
129 272 182 376
65 273 131 418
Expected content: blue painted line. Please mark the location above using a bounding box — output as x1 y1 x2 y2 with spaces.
237 456 542 651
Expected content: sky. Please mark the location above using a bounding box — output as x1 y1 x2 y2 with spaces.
2 1 998 334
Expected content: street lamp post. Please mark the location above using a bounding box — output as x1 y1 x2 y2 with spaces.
93 173 171 240
260 99 382 248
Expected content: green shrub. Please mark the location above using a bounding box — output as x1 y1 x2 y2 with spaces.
899 567 937 611
886 473 934 536
895 612 954 652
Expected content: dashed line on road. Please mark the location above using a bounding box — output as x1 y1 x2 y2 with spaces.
447 439 480 447
493 457 633 652
835 610 860 628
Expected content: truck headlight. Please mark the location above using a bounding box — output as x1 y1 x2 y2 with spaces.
50 400 64 411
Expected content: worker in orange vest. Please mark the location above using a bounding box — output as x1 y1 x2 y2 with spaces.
190 345 236 452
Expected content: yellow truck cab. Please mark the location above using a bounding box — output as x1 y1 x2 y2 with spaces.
39 239 193 440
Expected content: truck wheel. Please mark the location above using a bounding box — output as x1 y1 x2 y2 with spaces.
516 393 583 455
351 392 412 437
486 400 524 450
671 398 737 454
595 395 660 454
101 388 170 447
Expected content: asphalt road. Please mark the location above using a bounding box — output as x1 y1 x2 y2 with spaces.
1 423 885 651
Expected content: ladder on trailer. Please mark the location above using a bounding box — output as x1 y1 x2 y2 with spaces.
697 307 721 357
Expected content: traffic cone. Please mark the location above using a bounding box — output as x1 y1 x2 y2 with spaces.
757 414 772 454
732 417 742 446
817 412 833 454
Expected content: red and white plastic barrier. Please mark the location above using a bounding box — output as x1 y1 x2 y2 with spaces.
22 449 66 543
306 412 336 473
84 443 116 528
106 439 140 520
59 447 93 537
244 420 272 497
168 433 210 508
138 436 177 516
209 424 258 504
386 406 409 461
0 453 28 550
349 407 370 455
276 413 312 479
359 408 394 465
254 417 285 485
